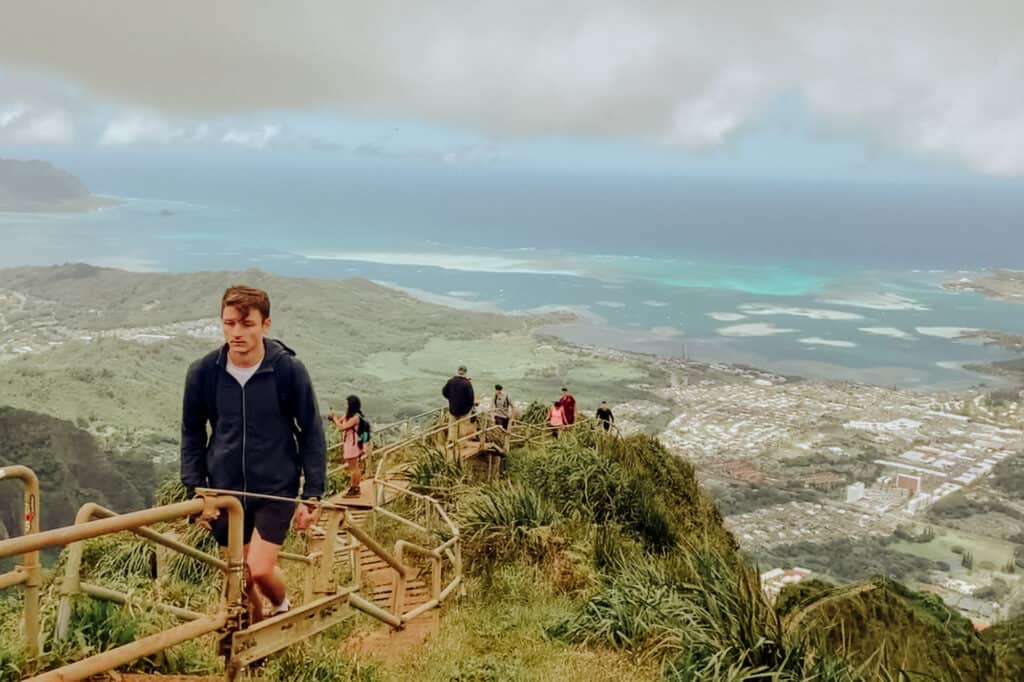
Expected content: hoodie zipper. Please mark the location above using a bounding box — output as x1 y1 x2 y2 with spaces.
241 382 248 508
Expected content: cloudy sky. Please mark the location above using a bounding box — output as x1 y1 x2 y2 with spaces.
1 1 1022 180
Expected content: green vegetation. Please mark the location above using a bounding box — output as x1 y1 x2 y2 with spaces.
928 490 1024 523
706 479 820 516
2 424 1020 680
892 525 935 543
984 614 1024 678
758 538 943 583
776 578 1004 680
992 454 1024 496
891 526 1017 571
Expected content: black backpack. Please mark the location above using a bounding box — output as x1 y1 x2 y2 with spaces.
200 340 297 430
357 413 372 444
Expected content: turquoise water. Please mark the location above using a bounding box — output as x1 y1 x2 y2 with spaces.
3 167 1024 388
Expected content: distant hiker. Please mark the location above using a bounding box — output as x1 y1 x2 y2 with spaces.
557 387 576 425
595 401 615 432
492 384 513 431
442 365 475 446
548 401 566 438
181 285 326 622
330 395 369 498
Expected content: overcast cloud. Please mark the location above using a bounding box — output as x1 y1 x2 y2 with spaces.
1 1 1022 174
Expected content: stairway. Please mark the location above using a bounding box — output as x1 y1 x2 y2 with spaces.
328 483 440 663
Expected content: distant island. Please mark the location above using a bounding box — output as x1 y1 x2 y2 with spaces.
0 158 117 212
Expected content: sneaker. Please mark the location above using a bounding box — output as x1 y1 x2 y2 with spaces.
273 597 291 615
343 486 361 498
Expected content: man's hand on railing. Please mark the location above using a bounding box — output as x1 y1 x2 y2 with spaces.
187 491 219 530
293 501 320 530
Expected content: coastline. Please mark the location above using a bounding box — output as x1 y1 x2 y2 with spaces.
0 194 120 214
944 270 1024 304
368 277 1012 391
537 318 1012 391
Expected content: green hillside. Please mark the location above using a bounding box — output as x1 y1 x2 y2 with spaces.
0 264 671 448
3 425 1018 680
0 407 156 560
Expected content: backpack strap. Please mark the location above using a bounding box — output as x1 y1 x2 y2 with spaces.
270 340 298 434
200 349 221 427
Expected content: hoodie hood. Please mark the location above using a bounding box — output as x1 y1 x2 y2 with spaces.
216 338 295 368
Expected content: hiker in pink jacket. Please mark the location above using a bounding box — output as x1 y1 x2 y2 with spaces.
548 401 566 438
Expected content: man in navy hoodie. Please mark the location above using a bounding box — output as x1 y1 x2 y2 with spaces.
181 285 326 621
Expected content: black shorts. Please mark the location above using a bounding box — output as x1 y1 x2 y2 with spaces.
209 497 296 547
494 416 510 430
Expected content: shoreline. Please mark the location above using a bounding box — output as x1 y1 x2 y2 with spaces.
0 194 120 214
944 270 1024 304
538 319 986 392
371 277 1008 392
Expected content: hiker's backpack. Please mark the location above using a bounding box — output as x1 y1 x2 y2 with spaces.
357 414 372 444
200 339 297 431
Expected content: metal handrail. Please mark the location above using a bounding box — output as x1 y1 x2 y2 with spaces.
56 501 227 640
0 490 246 681
2 411 468 680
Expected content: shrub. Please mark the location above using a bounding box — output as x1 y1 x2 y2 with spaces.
407 447 467 496
460 482 560 564
553 543 793 678
514 435 678 551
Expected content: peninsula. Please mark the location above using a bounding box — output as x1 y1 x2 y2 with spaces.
0 158 115 212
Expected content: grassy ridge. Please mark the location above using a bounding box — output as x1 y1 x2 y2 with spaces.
1 424 1022 680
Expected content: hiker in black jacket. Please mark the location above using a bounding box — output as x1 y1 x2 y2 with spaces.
595 401 615 432
442 365 475 446
181 285 326 622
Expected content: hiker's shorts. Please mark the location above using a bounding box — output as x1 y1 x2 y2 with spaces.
209 497 296 547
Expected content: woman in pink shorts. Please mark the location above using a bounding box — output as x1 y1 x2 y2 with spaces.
331 395 365 497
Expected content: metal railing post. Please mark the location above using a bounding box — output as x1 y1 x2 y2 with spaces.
0 465 41 659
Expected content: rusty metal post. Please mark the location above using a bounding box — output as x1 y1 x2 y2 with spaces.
312 508 343 595
197 493 245 626
57 502 101 640
431 555 442 602
392 543 408 617
0 465 41 658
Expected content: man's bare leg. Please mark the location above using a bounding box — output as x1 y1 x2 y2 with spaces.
247 529 287 612
225 544 264 623
243 562 264 623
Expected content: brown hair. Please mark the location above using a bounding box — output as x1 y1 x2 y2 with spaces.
221 285 270 320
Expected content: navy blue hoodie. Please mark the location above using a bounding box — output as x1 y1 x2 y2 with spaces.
180 339 326 501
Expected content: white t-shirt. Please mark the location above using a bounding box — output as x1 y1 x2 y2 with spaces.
226 357 260 388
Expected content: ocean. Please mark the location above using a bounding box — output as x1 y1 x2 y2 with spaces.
3 154 1024 388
